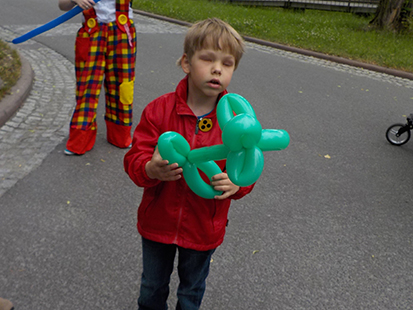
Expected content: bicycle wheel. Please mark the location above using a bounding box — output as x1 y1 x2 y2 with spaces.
386 123 410 146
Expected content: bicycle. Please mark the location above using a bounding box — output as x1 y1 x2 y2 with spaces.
386 114 413 146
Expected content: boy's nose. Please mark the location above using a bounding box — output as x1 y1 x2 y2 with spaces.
212 66 222 75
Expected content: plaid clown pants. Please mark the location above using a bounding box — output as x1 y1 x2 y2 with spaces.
66 19 136 154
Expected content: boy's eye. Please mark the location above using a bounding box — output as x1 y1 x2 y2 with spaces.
224 61 234 67
200 56 212 62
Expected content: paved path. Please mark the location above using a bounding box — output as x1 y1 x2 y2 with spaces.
2 11 413 310
0 26 75 197
2 15 412 198
0 15 188 197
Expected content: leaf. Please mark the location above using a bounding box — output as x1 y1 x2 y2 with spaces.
252 250 259 255
324 154 331 159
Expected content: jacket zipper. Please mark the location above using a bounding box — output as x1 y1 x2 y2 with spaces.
173 205 184 243
195 118 201 135
192 117 200 146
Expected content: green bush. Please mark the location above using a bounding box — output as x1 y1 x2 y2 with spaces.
0 40 21 101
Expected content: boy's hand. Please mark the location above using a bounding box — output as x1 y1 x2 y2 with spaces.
145 147 183 181
211 173 240 200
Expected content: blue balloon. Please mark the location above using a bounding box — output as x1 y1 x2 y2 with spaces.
13 0 101 44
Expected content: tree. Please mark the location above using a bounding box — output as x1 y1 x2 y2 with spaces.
370 0 413 32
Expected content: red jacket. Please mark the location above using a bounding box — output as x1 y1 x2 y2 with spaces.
124 76 255 251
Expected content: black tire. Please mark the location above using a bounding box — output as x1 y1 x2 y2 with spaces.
386 123 410 146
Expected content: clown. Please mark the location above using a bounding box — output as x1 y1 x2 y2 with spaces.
59 0 137 155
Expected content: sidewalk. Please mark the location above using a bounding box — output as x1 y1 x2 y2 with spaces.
2 11 413 198
0 26 76 197
2 11 413 199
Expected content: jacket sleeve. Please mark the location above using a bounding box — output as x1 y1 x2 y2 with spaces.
124 100 163 188
230 182 255 200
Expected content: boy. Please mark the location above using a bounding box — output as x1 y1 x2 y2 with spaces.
124 18 254 310
58 0 136 155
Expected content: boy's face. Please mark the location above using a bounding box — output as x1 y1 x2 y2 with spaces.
182 46 236 99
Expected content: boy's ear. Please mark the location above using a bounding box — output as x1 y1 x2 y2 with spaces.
181 54 190 74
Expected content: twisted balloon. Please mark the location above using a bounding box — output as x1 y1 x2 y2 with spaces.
158 93 290 199
12 0 101 44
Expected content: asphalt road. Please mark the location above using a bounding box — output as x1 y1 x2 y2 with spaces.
1 0 413 309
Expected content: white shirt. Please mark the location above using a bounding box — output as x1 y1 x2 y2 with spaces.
89 0 134 23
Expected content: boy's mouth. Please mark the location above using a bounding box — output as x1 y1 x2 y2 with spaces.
209 79 221 86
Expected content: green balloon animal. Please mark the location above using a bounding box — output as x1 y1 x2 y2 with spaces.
157 93 290 199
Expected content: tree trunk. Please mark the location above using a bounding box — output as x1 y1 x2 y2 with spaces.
370 0 413 32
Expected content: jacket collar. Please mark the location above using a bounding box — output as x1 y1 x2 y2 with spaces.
175 75 228 117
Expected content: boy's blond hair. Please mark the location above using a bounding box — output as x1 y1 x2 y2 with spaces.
178 18 245 70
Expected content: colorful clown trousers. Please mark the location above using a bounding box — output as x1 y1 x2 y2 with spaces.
66 7 136 154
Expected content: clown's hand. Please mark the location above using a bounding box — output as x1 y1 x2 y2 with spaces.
74 0 97 10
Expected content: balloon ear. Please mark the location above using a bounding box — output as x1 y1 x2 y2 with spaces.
157 131 190 167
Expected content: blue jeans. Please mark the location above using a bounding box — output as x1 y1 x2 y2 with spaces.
138 237 216 310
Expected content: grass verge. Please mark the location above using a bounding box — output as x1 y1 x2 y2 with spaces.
0 39 21 101
132 0 413 73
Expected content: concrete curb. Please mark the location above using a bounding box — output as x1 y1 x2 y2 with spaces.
134 9 413 81
0 48 34 128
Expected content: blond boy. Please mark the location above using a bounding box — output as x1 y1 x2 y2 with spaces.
124 18 254 310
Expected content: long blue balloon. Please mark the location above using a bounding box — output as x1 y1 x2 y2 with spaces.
12 0 101 44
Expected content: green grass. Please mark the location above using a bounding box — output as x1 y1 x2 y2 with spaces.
0 40 21 101
132 0 413 73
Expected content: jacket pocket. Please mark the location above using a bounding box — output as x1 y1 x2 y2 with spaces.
212 200 230 233
140 183 164 217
